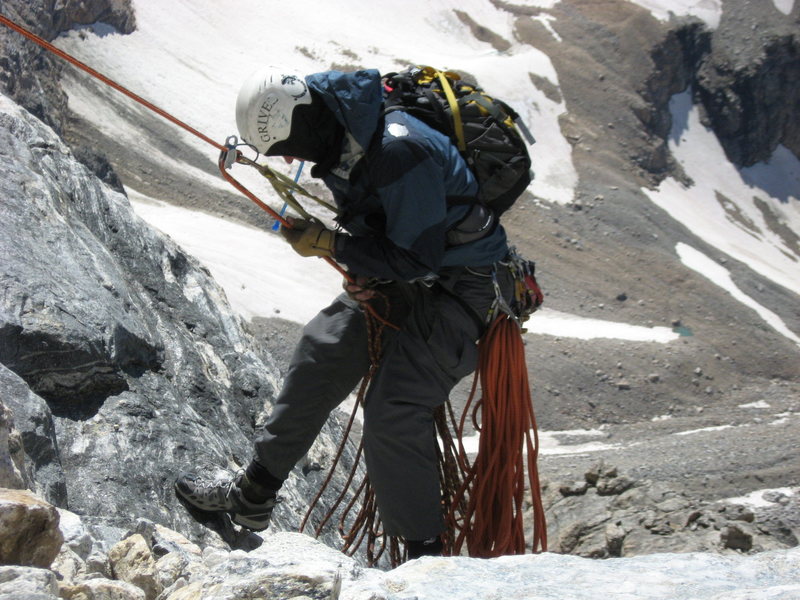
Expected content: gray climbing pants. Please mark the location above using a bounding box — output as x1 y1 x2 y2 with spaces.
254 264 514 540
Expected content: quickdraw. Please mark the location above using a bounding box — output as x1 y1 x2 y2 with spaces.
486 247 545 329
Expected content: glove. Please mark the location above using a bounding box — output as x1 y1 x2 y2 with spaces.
280 218 336 258
342 274 377 302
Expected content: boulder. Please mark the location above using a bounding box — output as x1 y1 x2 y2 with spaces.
108 534 161 600
51 546 85 587
60 578 146 600
58 509 95 560
0 488 63 568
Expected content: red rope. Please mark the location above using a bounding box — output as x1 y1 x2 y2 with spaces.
447 316 547 557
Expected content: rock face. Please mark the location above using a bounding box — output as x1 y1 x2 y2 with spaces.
693 1 800 166
0 92 358 550
509 0 799 184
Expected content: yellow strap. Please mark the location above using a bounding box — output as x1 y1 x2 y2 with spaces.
436 71 466 152
237 155 339 218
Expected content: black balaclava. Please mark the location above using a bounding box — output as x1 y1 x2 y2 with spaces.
266 90 344 168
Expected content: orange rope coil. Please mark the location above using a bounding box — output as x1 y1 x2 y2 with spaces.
447 316 547 556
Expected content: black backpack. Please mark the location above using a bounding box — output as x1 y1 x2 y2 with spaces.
382 66 535 214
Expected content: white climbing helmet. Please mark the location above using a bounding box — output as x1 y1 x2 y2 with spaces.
235 67 313 154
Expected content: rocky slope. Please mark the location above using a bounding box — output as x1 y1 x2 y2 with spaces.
1 486 796 599
0 0 798 596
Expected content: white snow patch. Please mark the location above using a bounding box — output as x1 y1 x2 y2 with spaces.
645 92 800 298
772 0 795 15
128 191 342 324
651 414 673 422
677 243 800 347
774 412 794 419
769 411 798 426
738 400 771 409
460 428 617 456
724 487 796 508
526 309 679 342
628 0 723 28
532 14 562 42
675 424 734 436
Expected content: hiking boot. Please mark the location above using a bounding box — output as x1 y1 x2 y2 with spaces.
175 470 279 531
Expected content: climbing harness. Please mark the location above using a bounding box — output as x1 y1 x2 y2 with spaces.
1 13 546 564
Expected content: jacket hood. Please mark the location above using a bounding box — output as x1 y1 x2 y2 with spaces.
305 69 384 153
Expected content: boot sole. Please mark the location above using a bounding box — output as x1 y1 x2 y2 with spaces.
232 512 271 531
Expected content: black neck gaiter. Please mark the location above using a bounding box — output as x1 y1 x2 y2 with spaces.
266 91 344 167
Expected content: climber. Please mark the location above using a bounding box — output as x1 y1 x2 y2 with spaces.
175 67 518 559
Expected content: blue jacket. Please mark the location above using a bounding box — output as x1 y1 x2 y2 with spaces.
306 69 509 281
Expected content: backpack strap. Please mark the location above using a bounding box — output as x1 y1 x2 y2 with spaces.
434 71 466 152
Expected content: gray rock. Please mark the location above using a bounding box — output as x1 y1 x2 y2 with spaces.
540 463 796 558
721 522 754 552
0 366 65 505
597 475 635 496
584 461 617 485
0 401 25 489
559 480 589 496
0 566 59 600
57 509 94 560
